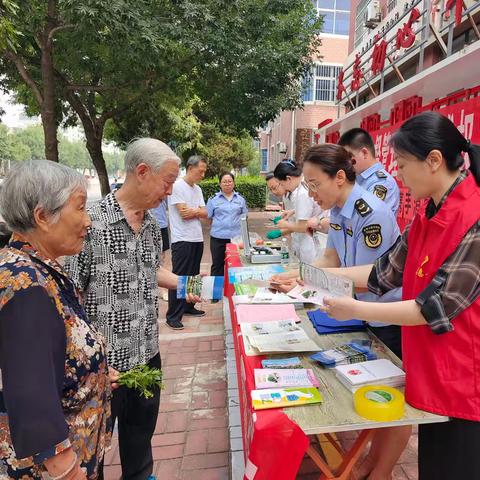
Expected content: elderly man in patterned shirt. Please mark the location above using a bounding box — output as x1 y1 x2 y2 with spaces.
65 138 198 480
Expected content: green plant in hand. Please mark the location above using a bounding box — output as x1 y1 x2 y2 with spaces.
118 365 163 399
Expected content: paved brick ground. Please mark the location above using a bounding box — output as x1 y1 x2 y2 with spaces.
102 211 419 480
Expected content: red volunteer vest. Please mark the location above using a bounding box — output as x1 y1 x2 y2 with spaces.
402 173 480 420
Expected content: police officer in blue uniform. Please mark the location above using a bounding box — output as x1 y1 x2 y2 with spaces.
271 143 410 480
339 128 400 216
272 143 402 356
207 172 248 279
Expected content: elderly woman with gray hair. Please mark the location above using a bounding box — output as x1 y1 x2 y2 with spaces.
0 160 111 479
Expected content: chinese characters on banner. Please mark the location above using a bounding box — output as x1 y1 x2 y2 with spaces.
337 5 422 101
371 95 480 231
396 8 421 50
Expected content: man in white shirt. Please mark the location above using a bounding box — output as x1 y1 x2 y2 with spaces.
167 155 208 329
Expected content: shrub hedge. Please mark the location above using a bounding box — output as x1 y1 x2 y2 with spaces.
199 176 266 209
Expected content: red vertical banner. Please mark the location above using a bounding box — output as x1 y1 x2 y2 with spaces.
371 95 480 231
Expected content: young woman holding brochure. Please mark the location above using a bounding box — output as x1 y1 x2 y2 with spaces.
319 112 480 480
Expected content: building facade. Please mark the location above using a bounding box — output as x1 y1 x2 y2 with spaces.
317 0 480 229
259 1 351 172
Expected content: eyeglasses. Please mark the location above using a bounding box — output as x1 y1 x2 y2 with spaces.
301 180 318 193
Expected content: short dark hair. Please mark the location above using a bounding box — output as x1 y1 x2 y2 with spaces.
303 144 356 182
265 172 275 181
339 128 376 158
273 159 302 181
186 155 207 170
219 172 235 183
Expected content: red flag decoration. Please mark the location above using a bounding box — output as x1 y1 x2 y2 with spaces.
445 0 463 26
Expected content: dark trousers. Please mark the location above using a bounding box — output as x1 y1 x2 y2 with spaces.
166 241 204 323
368 324 402 359
419 418 480 479
210 236 230 277
101 354 161 480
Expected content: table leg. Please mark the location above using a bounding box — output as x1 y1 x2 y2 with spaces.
306 429 374 480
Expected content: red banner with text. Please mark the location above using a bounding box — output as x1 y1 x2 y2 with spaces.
371 95 480 231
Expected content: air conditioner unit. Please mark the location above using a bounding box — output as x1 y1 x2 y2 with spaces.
365 1 381 29
278 142 287 154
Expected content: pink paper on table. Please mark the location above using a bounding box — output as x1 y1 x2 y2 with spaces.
236 304 301 324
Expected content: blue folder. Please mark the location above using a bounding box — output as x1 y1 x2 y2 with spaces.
307 309 365 335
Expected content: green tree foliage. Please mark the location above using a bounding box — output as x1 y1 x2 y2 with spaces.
1 0 322 195
0 124 124 175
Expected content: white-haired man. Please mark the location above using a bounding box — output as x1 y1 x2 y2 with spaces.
65 138 196 480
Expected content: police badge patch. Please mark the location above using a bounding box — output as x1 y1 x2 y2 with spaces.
354 199 373 217
362 224 382 248
330 223 342 231
376 171 387 179
373 185 388 200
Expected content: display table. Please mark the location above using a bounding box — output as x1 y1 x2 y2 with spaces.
224 244 448 480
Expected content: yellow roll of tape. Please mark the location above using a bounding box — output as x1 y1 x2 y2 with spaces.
354 385 405 422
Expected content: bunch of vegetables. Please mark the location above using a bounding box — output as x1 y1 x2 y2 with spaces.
118 365 163 398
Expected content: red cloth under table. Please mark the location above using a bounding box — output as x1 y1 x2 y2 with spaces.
224 244 310 480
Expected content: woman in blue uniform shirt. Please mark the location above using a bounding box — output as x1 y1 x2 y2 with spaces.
272 144 410 480
207 172 248 278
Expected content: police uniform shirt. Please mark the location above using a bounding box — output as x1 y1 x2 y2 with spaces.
356 162 400 216
207 191 248 240
327 183 400 268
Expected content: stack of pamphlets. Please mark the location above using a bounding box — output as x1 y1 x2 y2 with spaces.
177 275 224 300
240 319 319 355
251 387 323 410
287 263 354 306
335 359 405 392
236 304 301 325
310 342 377 368
254 368 320 389
261 357 303 369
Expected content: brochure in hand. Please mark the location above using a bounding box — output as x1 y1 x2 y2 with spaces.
254 368 320 389
177 275 224 300
287 263 354 306
251 387 323 410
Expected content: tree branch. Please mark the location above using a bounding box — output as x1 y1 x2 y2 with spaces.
66 84 119 91
4 50 43 105
47 24 75 45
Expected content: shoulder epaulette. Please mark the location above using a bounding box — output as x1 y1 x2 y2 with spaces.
354 198 373 217
376 170 387 179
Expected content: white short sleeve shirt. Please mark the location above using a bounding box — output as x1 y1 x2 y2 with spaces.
168 179 205 243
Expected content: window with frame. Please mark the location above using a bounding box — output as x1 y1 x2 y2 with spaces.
354 0 371 47
261 149 268 171
302 63 343 103
314 0 351 36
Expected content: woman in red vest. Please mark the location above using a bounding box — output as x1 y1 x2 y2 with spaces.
321 111 480 479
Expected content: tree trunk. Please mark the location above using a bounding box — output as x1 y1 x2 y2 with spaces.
41 0 59 161
86 137 110 197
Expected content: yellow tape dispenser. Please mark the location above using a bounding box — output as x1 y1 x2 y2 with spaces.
354 385 405 422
